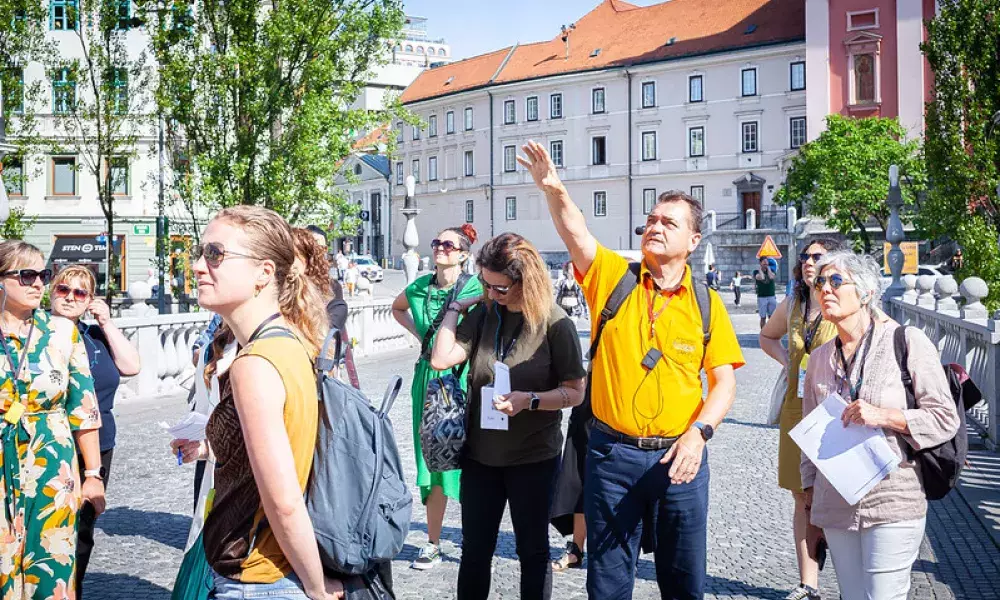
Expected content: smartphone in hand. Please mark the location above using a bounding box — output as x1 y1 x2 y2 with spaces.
816 537 828 571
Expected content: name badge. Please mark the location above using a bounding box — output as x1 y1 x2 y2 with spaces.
797 353 810 399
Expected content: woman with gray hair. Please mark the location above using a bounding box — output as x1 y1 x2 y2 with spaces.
800 250 960 600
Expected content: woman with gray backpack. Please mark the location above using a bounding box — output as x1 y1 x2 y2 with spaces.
391 224 483 570
431 232 587 600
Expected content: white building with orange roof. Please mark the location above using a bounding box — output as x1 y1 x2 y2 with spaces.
391 0 809 260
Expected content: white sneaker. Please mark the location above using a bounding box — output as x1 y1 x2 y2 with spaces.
410 543 442 570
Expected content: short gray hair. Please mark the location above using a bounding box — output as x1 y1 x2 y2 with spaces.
815 250 882 308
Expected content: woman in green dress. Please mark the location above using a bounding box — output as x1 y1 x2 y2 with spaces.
392 224 482 571
0 241 104 600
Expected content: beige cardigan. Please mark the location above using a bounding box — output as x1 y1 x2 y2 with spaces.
801 319 960 531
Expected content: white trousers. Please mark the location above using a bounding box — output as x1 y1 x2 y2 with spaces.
824 517 926 600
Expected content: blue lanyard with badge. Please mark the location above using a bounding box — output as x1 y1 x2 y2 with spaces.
1 317 36 424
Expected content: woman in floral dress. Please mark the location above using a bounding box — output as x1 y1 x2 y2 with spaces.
0 241 103 600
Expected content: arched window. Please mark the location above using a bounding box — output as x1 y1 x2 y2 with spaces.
354 164 363 176
405 45 413 52
394 44 401 51
439 48 447 57
417 46 424 54
427 47 435 56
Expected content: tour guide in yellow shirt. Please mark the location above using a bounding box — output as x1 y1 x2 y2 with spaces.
518 141 745 599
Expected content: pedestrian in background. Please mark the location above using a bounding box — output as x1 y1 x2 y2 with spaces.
517 141 744 599
391 224 483 570
802 251 959 600
759 238 843 600
344 262 359 297
49 265 141 598
431 232 586 600
0 241 104 599
730 271 743 307
756 257 778 328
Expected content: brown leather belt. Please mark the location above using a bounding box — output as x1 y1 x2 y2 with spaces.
593 419 679 451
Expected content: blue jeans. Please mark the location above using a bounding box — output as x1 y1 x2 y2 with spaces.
584 426 710 600
210 570 309 599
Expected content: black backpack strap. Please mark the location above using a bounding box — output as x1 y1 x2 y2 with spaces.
420 273 473 358
588 263 641 361
893 326 915 410
692 281 712 347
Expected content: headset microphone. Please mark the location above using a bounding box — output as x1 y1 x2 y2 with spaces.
634 225 646 235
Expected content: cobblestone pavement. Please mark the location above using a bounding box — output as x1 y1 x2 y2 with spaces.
87 314 1000 599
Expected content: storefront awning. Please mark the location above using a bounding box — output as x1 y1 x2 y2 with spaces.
48 236 121 263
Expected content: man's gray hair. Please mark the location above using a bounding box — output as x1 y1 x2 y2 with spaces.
815 250 883 308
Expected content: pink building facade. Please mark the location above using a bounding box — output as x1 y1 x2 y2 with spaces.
805 0 936 140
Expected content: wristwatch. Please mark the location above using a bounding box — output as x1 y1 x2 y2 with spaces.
447 301 463 313
692 421 714 442
528 393 541 411
84 467 105 481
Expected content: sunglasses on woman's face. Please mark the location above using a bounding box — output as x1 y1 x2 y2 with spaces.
1 268 53 286
478 274 513 295
53 283 92 302
431 239 460 252
193 242 260 268
814 273 855 291
799 252 824 264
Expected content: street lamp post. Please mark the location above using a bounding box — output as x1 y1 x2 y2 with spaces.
401 175 420 284
884 165 906 300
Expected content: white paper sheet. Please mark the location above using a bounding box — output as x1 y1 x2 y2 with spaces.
480 385 509 431
159 412 209 441
493 362 511 395
789 392 900 506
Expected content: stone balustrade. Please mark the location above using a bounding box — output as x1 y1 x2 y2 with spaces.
106 299 414 403
884 275 998 449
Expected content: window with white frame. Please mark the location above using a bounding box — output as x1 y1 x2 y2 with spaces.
689 127 705 157
592 88 606 114
464 150 474 176
51 156 77 195
395 162 403 184
503 145 516 172
110 157 129 195
446 111 455 134
550 93 563 119
550 140 564 167
641 81 656 108
52 68 76 114
464 107 474 130
641 131 657 161
593 191 607 217
428 156 438 181
526 96 538 121
790 117 807 149
396 122 403 142
790 61 806 91
465 199 474 223
742 121 759 153
689 75 703 103
504 100 515 125
3 157 24 196
428 115 438 137
412 124 421 140
741 68 757 97
592 136 607 165
411 158 420 182
690 185 704 204
642 188 656 214
505 196 517 220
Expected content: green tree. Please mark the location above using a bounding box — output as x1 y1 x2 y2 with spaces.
1 0 53 169
775 114 925 253
144 0 405 235
1 206 35 239
920 0 1000 307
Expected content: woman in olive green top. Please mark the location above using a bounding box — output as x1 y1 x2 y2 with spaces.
391 224 483 570
759 237 843 600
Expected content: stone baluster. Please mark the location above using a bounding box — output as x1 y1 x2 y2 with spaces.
901 274 918 304
786 206 797 232
960 277 990 321
705 210 717 233
935 276 959 315
916 275 936 309
745 208 756 230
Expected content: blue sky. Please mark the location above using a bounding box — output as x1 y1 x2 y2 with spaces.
402 0 662 61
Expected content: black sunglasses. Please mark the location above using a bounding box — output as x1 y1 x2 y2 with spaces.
54 283 92 301
799 252 824 264
431 239 461 252
192 242 260 268
1 268 53 286
814 273 855 291
478 274 513 295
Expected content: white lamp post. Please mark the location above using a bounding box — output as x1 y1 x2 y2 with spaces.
401 175 420 284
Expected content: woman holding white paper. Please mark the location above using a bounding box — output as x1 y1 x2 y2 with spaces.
800 251 959 600
431 232 586 600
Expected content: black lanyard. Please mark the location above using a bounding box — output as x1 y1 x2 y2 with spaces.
0 314 36 404
238 313 283 351
835 320 876 401
802 296 824 351
493 306 525 362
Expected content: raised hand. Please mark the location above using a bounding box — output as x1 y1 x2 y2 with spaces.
517 141 564 194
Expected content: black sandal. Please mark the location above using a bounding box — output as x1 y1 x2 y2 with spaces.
552 541 584 571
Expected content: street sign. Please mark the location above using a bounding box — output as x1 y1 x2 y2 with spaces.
756 235 782 259
133 223 152 236
883 242 918 275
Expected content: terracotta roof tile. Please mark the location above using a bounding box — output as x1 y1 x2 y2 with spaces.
402 0 804 105
352 125 390 151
